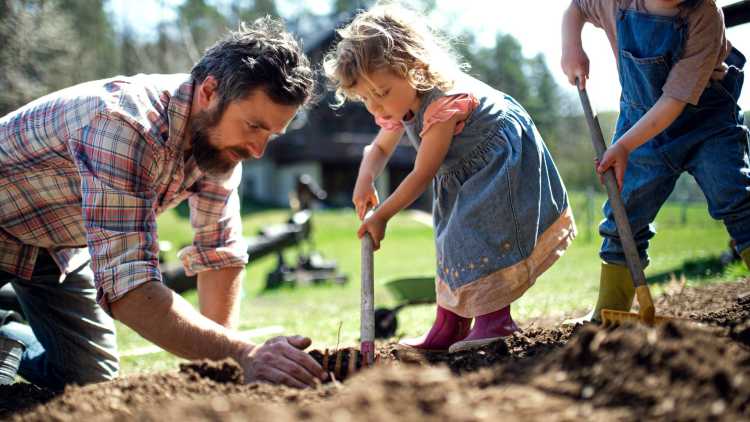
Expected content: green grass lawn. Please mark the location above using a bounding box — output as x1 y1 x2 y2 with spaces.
117 192 748 374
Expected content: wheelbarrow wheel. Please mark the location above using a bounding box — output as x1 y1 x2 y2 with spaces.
374 307 398 339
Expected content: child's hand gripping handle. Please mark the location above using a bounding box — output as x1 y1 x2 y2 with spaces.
360 232 375 366
576 78 655 324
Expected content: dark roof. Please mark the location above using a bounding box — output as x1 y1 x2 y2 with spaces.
724 1 750 27
266 130 416 167
288 11 353 54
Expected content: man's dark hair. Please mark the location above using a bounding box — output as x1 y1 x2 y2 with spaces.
191 16 314 113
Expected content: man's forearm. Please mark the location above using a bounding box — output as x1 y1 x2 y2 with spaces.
198 266 244 328
111 281 249 362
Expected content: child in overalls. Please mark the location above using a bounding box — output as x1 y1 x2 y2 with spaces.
562 0 750 322
324 4 576 352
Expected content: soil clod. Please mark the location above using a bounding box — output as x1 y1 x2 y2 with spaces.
3 279 750 421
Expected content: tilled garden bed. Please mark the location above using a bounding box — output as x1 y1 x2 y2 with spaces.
2 278 749 421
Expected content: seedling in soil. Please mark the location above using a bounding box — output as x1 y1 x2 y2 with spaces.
308 347 382 382
305 227 382 383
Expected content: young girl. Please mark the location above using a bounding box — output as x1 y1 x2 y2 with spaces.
562 0 750 323
324 4 576 352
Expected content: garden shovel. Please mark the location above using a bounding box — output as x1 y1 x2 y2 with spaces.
360 233 375 365
577 80 675 326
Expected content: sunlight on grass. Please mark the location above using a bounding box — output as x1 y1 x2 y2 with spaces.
118 192 743 374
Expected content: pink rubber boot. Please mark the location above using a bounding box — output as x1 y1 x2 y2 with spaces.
448 305 519 353
399 305 471 351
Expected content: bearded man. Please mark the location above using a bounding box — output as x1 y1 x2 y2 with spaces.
0 17 326 390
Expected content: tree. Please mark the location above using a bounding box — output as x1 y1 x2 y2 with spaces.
525 54 562 151
119 24 141 76
332 0 371 14
489 34 532 104
454 32 532 105
58 0 119 80
0 0 81 114
231 0 280 24
177 0 229 62
331 0 436 15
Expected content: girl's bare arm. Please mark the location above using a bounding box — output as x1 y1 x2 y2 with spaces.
358 128 404 182
373 117 459 221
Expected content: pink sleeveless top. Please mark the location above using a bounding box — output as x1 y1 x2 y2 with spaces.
375 94 479 136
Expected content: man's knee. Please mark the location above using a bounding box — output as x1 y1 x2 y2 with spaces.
67 355 119 385
46 346 119 390
60 324 120 386
1 320 119 389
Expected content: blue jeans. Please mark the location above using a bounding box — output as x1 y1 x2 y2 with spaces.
601 8 750 265
599 123 750 266
0 253 118 390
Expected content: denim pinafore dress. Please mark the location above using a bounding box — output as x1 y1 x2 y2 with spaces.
401 75 575 317
599 3 750 266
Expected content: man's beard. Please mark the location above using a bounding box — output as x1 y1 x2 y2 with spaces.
187 108 249 177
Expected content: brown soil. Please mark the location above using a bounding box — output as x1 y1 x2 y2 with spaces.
2 279 749 421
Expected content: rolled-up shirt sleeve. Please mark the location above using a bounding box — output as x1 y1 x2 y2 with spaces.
177 164 248 276
71 114 163 315
573 0 614 28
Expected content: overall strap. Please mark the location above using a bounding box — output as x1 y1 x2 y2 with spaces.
616 0 689 64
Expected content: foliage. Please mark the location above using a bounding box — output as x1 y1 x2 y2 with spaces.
58 0 120 81
0 1 82 114
331 0 436 15
1 0 739 195
0 0 287 116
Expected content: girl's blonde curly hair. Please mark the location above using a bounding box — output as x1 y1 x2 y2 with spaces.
323 2 467 107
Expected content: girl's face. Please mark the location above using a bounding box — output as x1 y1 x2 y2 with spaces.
351 69 420 123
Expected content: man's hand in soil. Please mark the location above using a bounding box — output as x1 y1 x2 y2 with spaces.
236 335 327 388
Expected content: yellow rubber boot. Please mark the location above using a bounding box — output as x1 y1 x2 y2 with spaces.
591 262 636 322
741 248 750 270
564 262 635 325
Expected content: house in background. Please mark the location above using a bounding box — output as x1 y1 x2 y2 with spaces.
240 13 432 211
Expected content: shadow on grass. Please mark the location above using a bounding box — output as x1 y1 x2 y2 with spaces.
646 255 727 285
174 198 286 219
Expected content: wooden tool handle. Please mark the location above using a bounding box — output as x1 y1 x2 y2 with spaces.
360 233 375 366
576 81 655 322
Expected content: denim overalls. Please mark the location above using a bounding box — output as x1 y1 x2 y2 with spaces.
600 4 750 266
402 75 569 290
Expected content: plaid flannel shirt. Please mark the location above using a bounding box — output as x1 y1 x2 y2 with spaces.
0 74 248 313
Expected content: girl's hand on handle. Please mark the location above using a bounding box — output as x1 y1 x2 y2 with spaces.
596 143 630 192
352 178 380 221
357 213 387 251
561 46 590 90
